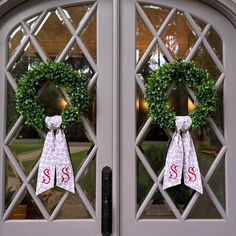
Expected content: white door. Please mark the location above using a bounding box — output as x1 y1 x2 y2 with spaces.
120 0 236 235
0 0 115 235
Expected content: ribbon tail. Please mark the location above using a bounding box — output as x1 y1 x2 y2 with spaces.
36 131 56 195
55 130 75 193
183 131 203 194
163 132 184 190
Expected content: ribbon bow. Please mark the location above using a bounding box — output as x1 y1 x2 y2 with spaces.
163 116 203 194
36 115 75 195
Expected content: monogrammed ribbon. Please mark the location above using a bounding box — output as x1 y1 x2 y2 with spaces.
163 116 203 194
36 115 75 195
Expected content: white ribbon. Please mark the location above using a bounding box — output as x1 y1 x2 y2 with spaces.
36 115 75 195
163 116 203 194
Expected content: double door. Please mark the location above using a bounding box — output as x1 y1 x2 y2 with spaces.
0 0 236 235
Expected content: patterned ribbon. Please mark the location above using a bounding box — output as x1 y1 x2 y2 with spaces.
163 116 203 194
36 115 75 195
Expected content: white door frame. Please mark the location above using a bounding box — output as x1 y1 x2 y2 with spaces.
120 0 236 235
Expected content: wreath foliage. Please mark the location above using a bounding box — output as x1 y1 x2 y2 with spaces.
145 60 217 130
16 61 90 130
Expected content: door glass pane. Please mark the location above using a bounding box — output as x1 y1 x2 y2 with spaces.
8 24 26 59
35 10 72 60
9 192 44 220
5 3 97 220
7 82 19 133
62 4 92 30
10 41 43 83
5 159 22 211
160 11 197 60
135 3 225 220
206 27 223 63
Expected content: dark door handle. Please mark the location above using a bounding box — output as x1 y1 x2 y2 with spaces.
101 166 112 236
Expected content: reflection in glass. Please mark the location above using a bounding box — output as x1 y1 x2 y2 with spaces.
35 10 72 59
5 159 22 211
166 184 194 214
63 43 94 78
57 192 91 219
206 27 223 63
79 157 96 209
136 13 153 63
7 82 19 133
10 42 42 83
138 44 167 82
192 44 221 81
192 125 222 177
141 191 175 219
137 157 153 207
63 4 92 29
192 15 207 32
188 193 221 219
9 191 43 219
212 82 224 134
168 83 196 116
10 125 44 175
140 130 168 177
161 11 197 60
8 24 26 59
26 15 39 30
80 13 97 62
208 156 225 209
141 4 170 32
38 83 69 117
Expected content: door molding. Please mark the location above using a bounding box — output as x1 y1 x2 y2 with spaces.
1 0 236 27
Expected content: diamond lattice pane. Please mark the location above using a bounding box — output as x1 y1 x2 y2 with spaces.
78 156 96 209
10 125 44 175
10 41 43 83
87 86 96 133
35 10 72 60
66 123 95 172
208 155 225 209
8 24 26 60
192 15 207 32
25 15 39 30
80 12 97 62
165 184 194 214
137 157 154 208
160 11 197 60
62 4 92 30
168 83 196 116
139 124 169 177
136 86 149 133
8 191 43 219
5 158 22 211
138 44 167 82
212 82 224 134
188 192 222 219
192 44 221 82
63 42 94 78
136 12 153 63
30 182 64 215
206 27 223 63
141 190 176 219
192 124 222 176
141 4 170 32
56 192 91 219
7 82 19 133
38 83 69 117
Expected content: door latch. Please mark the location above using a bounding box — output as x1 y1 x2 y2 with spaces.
101 166 112 236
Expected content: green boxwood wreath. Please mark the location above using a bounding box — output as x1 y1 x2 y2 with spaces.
144 60 217 130
16 61 90 130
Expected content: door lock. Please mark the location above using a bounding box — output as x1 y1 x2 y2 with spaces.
101 166 112 236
